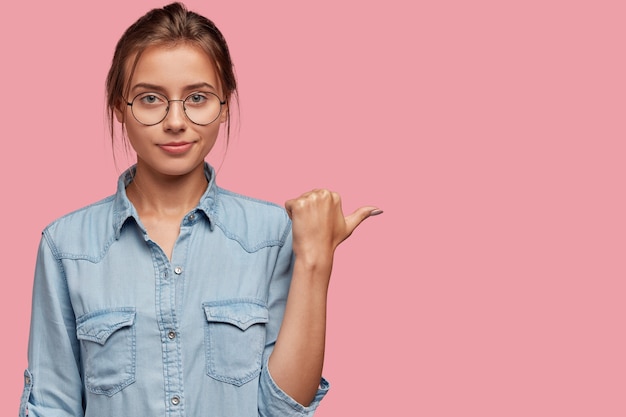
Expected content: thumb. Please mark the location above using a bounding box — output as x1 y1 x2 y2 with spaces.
345 206 383 235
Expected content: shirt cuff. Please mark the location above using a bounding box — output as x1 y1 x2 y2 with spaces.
258 359 330 416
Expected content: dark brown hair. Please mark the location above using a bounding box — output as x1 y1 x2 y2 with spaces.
105 2 237 145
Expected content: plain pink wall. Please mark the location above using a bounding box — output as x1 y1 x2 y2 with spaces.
3 0 625 415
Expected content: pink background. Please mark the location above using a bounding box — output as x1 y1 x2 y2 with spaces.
3 0 625 415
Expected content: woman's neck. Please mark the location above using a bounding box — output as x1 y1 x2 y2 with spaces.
126 162 209 219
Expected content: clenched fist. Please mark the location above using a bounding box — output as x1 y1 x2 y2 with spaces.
285 189 381 270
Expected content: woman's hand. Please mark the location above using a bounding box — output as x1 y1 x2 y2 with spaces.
285 189 381 271
270 189 380 406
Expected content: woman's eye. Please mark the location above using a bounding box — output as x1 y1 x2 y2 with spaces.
187 93 207 104
139 94 163 105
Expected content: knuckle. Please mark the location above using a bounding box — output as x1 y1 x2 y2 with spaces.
316 188 332 200
295 198 308 209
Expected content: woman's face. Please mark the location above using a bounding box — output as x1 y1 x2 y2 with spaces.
116 43 226 178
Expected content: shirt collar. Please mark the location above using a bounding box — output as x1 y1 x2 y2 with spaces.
112 162 218 239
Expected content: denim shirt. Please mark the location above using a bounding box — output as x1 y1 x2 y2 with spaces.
21 163 329 417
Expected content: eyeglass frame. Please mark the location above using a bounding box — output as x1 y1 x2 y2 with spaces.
125 91 227 126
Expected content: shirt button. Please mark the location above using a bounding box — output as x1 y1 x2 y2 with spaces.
174 266 183 275
189 213 196 221
171 396 181 406
167 330 176 340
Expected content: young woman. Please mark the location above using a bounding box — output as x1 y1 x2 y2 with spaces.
20 3 380 417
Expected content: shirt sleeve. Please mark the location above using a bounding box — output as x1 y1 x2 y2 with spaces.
21 231 84 417
257 225 330 416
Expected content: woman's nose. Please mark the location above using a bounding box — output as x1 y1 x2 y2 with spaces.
163 100 187 131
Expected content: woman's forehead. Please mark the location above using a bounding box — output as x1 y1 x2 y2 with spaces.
126 43 222 93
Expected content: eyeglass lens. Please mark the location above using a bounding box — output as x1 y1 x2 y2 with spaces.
130 92 222 125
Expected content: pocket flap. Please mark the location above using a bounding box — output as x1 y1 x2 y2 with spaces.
203 299 268 331
76 308 136 345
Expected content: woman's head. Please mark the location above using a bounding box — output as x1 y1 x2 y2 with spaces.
106 2 237 145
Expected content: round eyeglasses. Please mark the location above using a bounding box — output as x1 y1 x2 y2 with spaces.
126 91 226 126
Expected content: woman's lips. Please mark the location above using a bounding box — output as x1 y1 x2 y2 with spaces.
159 142 193 154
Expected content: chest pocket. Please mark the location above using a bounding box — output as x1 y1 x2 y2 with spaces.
203 299 269 386
76 308 136 396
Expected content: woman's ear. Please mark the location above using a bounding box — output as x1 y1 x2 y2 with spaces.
114 98 126 123
220 104 228 124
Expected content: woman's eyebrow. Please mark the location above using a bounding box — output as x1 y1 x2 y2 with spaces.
131 83 166 93
131 82 217 93
184 82 217 91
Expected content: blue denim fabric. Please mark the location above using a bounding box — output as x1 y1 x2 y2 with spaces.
21 163 329 417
